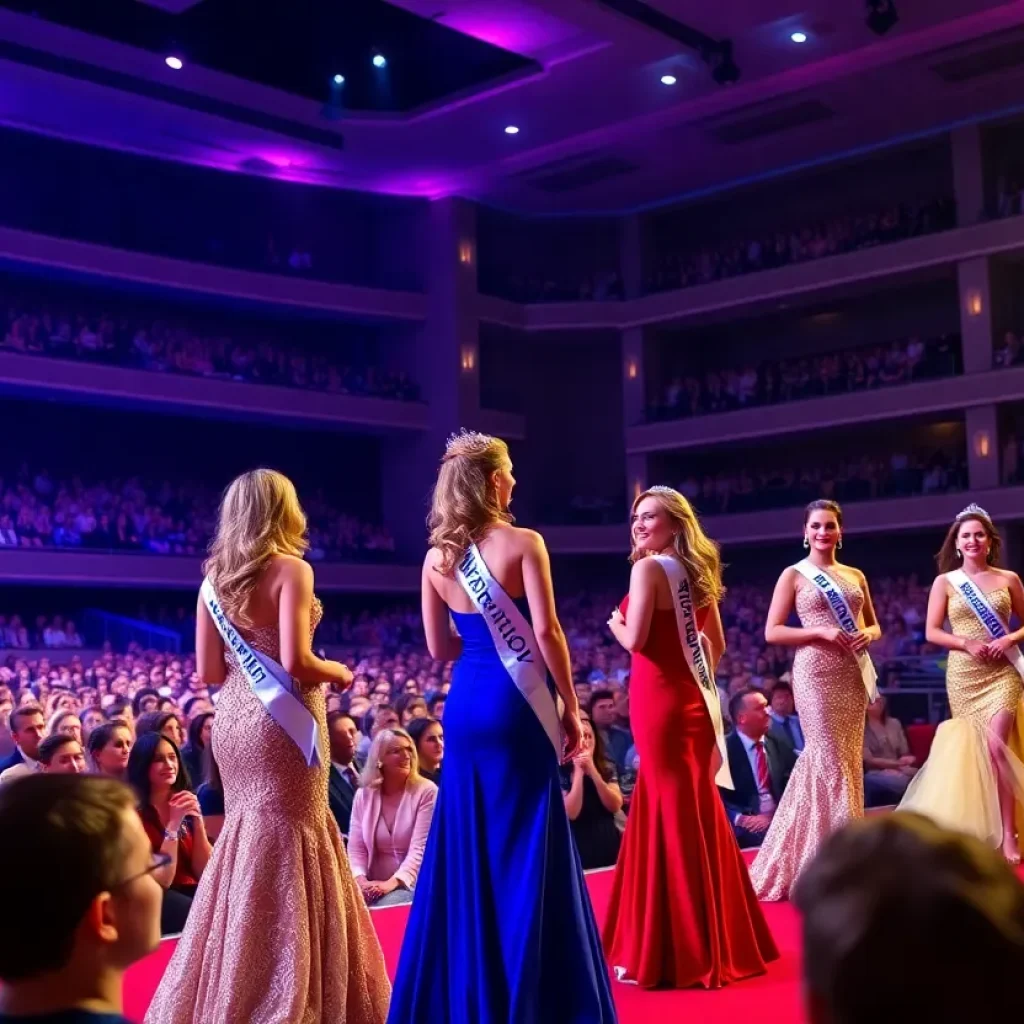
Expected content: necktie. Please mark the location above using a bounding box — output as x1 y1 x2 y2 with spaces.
784 718 797 746
754 740 770 793
344 766 359 789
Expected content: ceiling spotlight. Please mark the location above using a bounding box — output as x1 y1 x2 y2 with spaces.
790 31 808 43
504 125 520 135
372 53 387 68
165 55 183 70
332 74 345 85
707 40 740 85
660 74 677 85
866 0 898 36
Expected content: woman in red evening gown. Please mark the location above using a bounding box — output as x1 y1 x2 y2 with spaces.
603 486 778 989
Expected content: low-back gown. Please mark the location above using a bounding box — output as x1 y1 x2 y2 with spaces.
602 597 777 988
899 585 1024 845
144 598 391 1024
749 570 869 901
387 594 617 1023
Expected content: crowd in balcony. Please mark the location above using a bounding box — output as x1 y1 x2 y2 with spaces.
648 331 961 422
0 466 395 561
644 195 956 295
0 291 420 402
0 614 84 650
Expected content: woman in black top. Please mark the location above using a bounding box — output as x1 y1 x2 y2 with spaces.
561 715 623 869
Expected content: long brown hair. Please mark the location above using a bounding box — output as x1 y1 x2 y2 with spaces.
428 430 512 576
630 486 725 607
203 469 309 627
936 510 1003 574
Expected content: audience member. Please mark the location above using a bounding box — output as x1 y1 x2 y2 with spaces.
88 723 134 779
862 693 919 807
0 704 45 783
349 728 437 907
720 688 797 849
588 688 633 773
767 682 804 753
181 711 213 790
0 774 162 1024
37 732 87 774
327 711 362 838
406 716 444 786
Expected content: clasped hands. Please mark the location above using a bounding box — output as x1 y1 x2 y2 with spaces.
356 875 401 904
962 635 1015 663
818 626 872 653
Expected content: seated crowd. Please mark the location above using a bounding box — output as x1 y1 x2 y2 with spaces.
0 570 937 925
645 195 956 294
674 448 968 516
0 290 420 402
648 331 961 422
0 466 395 560
0 613 84 649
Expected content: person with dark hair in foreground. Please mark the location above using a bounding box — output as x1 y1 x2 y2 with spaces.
0 774 162 1024
794 813 1024 1023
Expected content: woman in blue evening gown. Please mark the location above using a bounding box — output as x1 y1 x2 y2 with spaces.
387 430 617 1024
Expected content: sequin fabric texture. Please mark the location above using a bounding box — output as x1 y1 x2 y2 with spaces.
946 587 1022 722
749 569 869 901
144 598 391 1024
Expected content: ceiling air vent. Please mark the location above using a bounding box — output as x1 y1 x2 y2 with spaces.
518 154 639 193
931 38 1024 84
705 99 835 145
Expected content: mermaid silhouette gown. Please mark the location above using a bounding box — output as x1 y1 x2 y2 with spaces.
144 597 391 1024
750 570 869 901
387 594 617 1024
899 585 1024 846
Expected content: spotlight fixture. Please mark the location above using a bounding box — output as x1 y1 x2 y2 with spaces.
866 0 898 36
707 40 740 85
165 55 183 70
660 74 677 85
333 74 345 85
790 31 808 43
372 53 387 68
504 125 520 135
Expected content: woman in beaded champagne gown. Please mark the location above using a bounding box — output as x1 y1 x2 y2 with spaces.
750 501 880 902
145 470 390 1024
899 509 1024 858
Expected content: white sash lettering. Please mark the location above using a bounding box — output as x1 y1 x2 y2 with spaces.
456 544 562 755
947 570 1024 680
652 555 733 790
201 578 322 767
793 560 878 702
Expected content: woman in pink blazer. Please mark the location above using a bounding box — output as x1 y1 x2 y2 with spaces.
350 727 438 906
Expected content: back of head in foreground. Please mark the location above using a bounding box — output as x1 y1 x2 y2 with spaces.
794 812 1024 1024
0 773 161 1018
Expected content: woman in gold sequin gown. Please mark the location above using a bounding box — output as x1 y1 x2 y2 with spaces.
750 500 881 901
899 508 1024 862
145 471 390 1024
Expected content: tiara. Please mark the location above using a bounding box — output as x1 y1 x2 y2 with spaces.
443 428 497 460
956 502 991 522
645 485 679 496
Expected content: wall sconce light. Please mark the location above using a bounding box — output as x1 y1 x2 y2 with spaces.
634 479 643 499
973 430 991 458
461 348 476 371
627 360 638 380
965 289 983 317
459 241 474 265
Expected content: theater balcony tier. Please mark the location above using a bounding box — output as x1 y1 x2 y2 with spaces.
0 351 433 432
0 550 421 591
627 367 1024 454
0 227 428 320
540 486 1024 552
478 216 1024 331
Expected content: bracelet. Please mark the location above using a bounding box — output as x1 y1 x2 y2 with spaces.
163 827 179 842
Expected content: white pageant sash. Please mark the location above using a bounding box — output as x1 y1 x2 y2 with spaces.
947 570 1024 680
793 560 878 702
456 544 562 755
652 555 733 790
200 578 322 767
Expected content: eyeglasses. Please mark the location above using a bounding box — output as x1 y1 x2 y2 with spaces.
111 852 171 891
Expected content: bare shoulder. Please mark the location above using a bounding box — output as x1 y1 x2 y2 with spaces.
994 567 1023 589
777 565 799 586
931 573 952 595
631 556 662 581
508 525 546 553
271 554 313 581
423 547 444 572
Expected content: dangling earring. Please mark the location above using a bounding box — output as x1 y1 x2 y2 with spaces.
802 537 810 550
837 536 843 550
377 762 383 770
957 549 963 560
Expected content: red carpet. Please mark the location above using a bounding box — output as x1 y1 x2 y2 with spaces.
123 857 805 1023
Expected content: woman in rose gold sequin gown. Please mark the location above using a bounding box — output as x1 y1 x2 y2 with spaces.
145 470 390 1024
750 500 880 902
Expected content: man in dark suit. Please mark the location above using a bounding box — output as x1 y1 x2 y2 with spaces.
0 704 45 778
719 687 796 849
327 712 363 838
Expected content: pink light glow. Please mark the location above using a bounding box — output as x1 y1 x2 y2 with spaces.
439 1 579 57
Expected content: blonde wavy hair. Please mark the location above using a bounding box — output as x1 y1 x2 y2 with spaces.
630 486 725 607
203 469 308 627
358 728 421 789
428 430 512 576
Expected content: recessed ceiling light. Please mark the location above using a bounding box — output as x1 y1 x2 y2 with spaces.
165 56 183 70
504 125 520 135
333 74 345 85
660 74 677 85
790 31 808 43
372 53 387 68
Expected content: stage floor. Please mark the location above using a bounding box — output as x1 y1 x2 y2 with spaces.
124 860 806 1023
